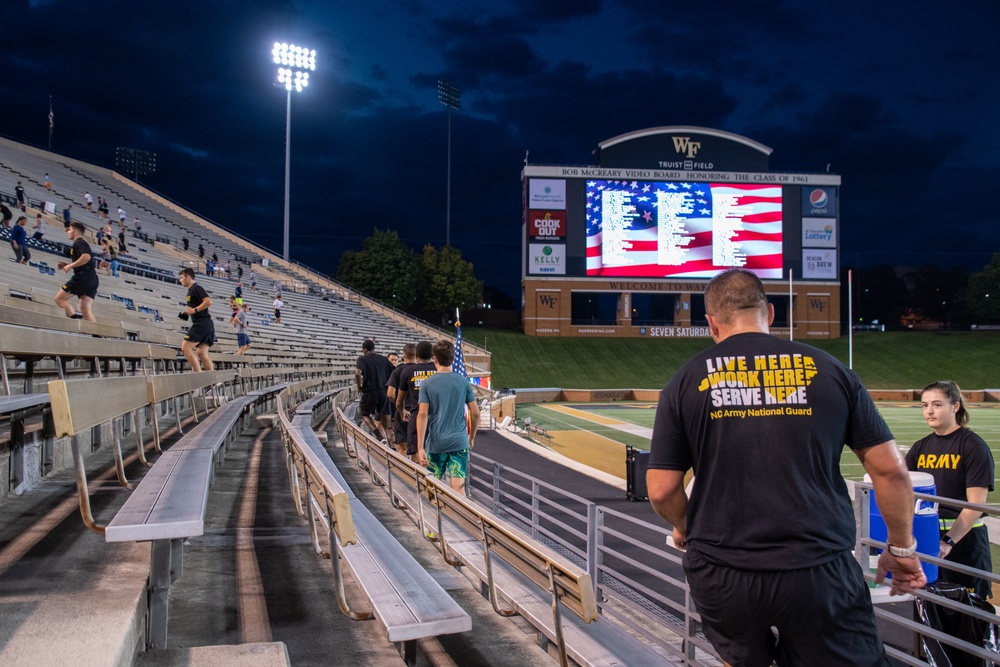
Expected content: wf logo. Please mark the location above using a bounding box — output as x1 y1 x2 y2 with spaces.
539 295 558 309
809 298 826 312
672 136 702 158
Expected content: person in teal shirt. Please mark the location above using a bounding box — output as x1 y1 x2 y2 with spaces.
417 339 480 493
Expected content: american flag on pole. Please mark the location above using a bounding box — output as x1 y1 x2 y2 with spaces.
586 180 783 279
452 319 467 378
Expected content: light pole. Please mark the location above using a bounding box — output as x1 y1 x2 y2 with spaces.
437 80 460 247
272 42 316 262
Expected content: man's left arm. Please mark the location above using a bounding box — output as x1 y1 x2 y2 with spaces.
466 400 480 447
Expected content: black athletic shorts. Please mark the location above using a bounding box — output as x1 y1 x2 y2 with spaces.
405 415 419 456
393 409 407 446
359 389 391 420
62 271 99 299
939 524 993 600
183 317 216 347
683 548 886 667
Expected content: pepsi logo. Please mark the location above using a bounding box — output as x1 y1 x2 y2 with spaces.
809 189 829 208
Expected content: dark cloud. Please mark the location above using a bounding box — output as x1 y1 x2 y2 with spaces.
511 0 601 22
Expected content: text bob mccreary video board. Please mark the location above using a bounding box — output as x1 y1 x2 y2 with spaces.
522 127 841 282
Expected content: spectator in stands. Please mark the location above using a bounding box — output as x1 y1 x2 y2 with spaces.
15 181 26 211
97 240 112 275
132 217 140 231
44 173 51 190
231 303 251 355
275 280 283 298
272 296 283 324
387 343 417 457
645 268 925 667
1 202 12 229
108 243 119 278
55 222 98 321
32 213 46 240
249 270 257 292
235 280 243 301
224 261 231 280
416 339 479 493
62 204 72 228
198 243 205 258
182 237 189 251
355 339 395 446
206 259 215 277
178 268 215 372
212 251 218 264
98 197 108 219
118 225 128 255
117 206 126 225
10 215 31 264
237 264 243 281
84 191 93 211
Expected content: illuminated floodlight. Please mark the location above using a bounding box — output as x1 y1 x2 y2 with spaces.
271 41 318 262
272 42 316 71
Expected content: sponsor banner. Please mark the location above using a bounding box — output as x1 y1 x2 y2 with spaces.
802 249 837 280
575 327 617 334
528 243 566 275
802 186 837 217
528 179 566 209
639 326 711 338
801 217 837 248
529 210 566 239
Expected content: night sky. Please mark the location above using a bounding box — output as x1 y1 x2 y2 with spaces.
3 1 998 301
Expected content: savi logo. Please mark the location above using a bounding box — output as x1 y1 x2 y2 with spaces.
810 298 826 312
539 294 558 308
672 136 702 158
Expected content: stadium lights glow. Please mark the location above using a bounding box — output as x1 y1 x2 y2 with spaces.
272 42 317 261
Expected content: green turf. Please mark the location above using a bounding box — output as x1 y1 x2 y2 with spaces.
465 328 1000 391
523 401 1000 505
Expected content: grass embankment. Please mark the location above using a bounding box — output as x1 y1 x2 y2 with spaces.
463 329 1000 391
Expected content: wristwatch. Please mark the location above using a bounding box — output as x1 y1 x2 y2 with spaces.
941 535 956 547
887 541 918 558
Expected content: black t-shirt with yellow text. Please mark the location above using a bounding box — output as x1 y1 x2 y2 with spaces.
649 332 892 570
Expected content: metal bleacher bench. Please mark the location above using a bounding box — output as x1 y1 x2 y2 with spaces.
277 389 471 667
47 370 288 650
337 409 668 667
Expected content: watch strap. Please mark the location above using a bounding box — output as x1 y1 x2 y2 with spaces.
887 541 918 558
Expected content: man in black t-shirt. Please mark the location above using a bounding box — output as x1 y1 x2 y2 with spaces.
386 344 414 456
54 222 99 321
355 339 395 445
178 268 215 372
395 340 437 458
647 269 926 667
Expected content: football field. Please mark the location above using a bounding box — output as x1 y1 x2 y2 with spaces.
516 401 1000 506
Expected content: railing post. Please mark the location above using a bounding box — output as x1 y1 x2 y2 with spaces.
492 462 502 514
587 504 598 602
854 481 870 575
531 481 541 540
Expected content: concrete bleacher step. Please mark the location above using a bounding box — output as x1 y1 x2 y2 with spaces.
133 642 290 667
0 537 149 667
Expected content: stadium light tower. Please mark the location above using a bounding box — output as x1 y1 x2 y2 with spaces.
272 42 316 262
437 80 460 247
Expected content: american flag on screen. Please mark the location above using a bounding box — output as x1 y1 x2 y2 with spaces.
585 180 783 279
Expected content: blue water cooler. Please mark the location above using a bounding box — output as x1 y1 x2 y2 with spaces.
865 471 939 583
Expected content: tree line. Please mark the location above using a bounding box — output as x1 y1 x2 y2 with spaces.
335 229 482 322
843 253 1000 329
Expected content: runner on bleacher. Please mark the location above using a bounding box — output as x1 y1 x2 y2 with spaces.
355 339 394 446
178 267 215 372
54 222 97 321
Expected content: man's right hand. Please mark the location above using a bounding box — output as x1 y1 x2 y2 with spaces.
875 551 927 595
